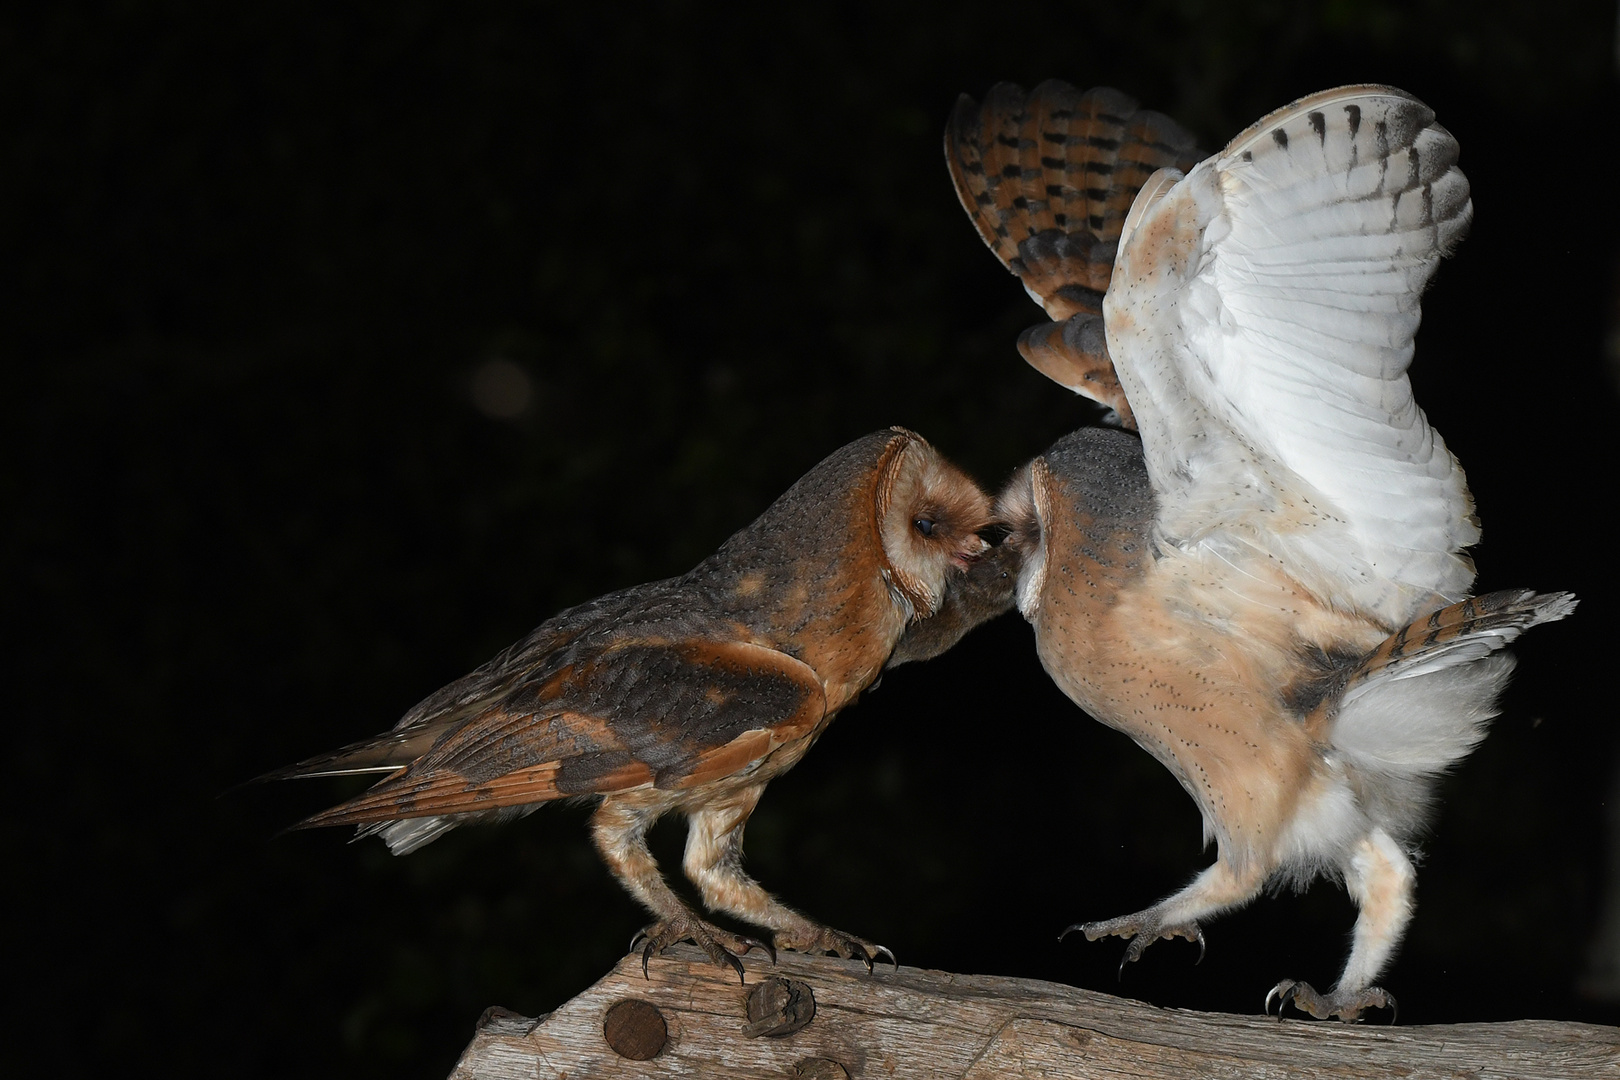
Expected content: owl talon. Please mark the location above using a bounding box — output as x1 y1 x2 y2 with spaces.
632 918 768 982
1267 978 1396 1022
1069 911 1206 975
774 926 893 971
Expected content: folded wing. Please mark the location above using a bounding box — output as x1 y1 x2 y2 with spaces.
281 638 827 843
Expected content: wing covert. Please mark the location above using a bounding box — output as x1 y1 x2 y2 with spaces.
295 639 827 827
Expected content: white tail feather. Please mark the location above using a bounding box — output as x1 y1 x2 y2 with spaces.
361 816 460 855
1333 654 1515 774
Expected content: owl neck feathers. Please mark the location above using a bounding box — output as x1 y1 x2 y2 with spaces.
694 430 919 645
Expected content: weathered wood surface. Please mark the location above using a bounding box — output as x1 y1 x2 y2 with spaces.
452 945 1619 1079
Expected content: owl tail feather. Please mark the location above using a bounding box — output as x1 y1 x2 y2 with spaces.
1328 589 1577 777
256 724 451 782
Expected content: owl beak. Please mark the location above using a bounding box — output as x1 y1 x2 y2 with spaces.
951 533 991 570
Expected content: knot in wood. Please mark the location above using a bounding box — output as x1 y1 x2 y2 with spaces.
743 976 816 1038
793 1058 850 1079
602 998 667 1060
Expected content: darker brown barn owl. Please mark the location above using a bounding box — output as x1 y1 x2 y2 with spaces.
267 427 996 977
947 82 1576 1019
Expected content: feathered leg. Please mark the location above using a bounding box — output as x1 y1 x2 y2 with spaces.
1268 590 1579 1019
1270 828 1412 1020
589 797 769 980
682 785 894 969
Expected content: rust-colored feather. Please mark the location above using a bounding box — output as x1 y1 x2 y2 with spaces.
946 81 1200 310
268 427 997 974
947 81 1201 426
1310 589 1579 725
290 639 828 829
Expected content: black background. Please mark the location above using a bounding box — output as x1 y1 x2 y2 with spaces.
10 2 1619 1076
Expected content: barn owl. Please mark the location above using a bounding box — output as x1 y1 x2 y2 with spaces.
948 81 1577 1019
267 428 994 978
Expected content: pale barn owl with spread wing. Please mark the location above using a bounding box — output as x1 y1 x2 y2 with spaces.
948 81 1576 1019
266 428 996 978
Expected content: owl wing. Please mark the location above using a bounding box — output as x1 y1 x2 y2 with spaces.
284 636 827 829
946 80 1201 424
1104 86 1478 625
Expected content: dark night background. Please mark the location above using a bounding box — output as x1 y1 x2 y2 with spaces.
10 2 1620 1076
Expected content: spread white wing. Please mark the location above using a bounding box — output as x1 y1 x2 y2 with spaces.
1104 86 1478 626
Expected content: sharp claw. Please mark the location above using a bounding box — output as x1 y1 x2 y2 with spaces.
1194 926 1207 965
1267 980 1396 1023
1117 937 1143 980
1268 981 1311 1020
1388 995 1398 1025
873 945 897 971
1058 922 1084 943
632 921 772 981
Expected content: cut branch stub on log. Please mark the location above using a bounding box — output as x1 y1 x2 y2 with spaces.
452 945 1619 1079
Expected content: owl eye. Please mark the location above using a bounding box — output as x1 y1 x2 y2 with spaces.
913 518 936 537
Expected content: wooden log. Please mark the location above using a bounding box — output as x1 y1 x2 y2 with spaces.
451 945 1618 1079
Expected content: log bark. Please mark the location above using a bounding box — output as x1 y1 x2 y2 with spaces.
452 946 1618 1079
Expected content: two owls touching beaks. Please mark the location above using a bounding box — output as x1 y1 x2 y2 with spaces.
267 82 1574 1021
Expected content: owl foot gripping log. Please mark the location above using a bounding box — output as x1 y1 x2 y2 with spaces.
948 83 1576 1019
266 427 1003 979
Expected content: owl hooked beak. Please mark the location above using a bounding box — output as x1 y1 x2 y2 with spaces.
951 533 990 570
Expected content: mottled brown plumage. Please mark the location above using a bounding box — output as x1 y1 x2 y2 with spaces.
953 85 1577 1019
268 427 994 977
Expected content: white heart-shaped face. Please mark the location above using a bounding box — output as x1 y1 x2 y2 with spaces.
990 459 1048 621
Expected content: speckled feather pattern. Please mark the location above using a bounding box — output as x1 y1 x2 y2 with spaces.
963 84 1577 1019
